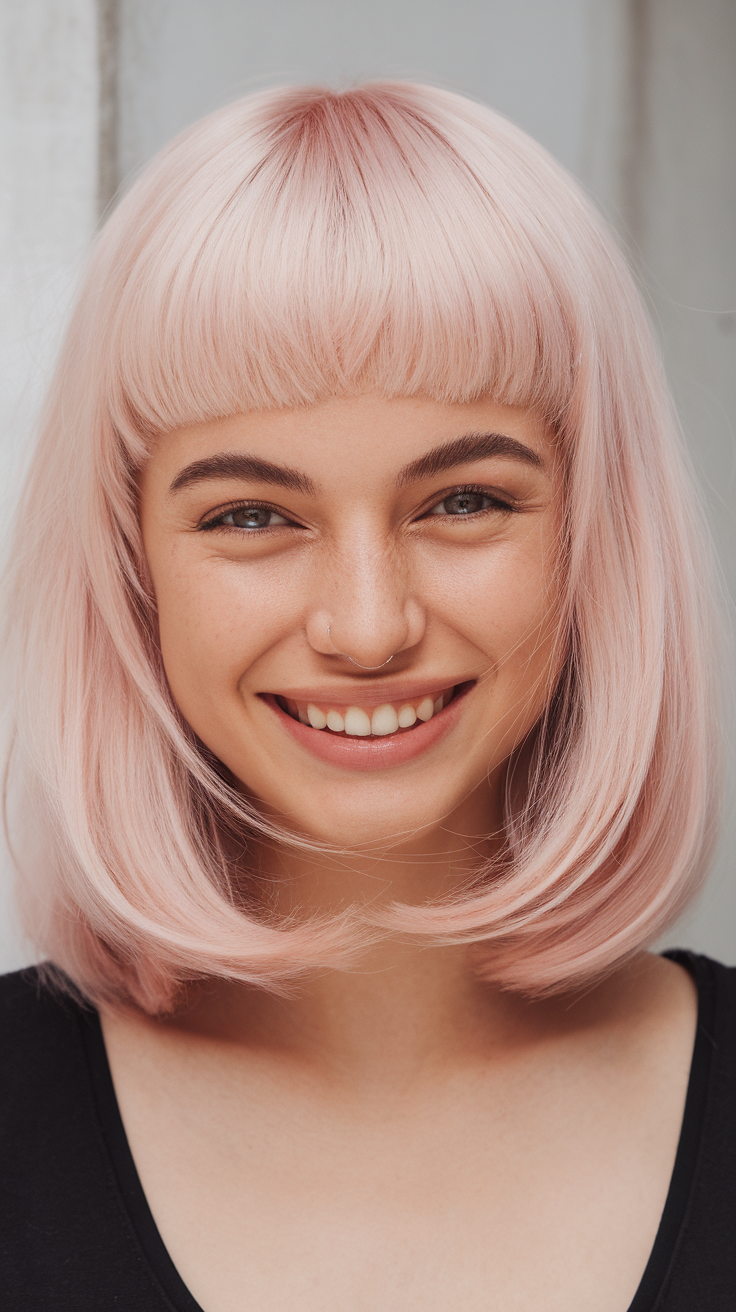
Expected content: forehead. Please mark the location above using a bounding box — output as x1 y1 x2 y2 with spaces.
144 394 557 496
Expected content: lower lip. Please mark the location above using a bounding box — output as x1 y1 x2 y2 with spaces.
261 685 472 772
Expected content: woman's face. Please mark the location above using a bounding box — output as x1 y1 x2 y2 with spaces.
140 394 562 849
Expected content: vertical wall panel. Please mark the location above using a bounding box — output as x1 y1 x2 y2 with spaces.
0 0 100 969
636 0 736 960
638 0 736 602
0 1 99 478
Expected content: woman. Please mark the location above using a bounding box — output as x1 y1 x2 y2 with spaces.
0 83 733 1310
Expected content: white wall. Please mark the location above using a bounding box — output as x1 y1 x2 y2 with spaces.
0 1 99 491
0 0 101 969
115 0 596 183
0 0 733 970
632 0 736 960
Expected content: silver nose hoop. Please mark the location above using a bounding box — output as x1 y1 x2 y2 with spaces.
347 654 394 670
326 625 395 671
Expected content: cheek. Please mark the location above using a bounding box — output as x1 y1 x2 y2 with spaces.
464 563 562 755
153 553 296 714
431 529 561 674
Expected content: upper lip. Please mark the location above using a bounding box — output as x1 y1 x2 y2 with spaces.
262 678 475 708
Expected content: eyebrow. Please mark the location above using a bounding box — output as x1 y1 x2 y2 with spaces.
396 432 544 486
168 452 317 497
168 430 544 498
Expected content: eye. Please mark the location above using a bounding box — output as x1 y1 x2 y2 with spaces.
426 487 515 518
201 503 292 531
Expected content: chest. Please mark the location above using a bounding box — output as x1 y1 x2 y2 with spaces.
114 1065 685 1312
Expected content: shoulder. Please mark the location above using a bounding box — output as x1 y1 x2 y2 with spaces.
0 964 89 1074
0 964 97 1202
0 965 95 1138
666 949 736 1018
653 953 736 1305
0 961 81 1019
0 973 177 1305
665 950 736 1072
688 952 736 1103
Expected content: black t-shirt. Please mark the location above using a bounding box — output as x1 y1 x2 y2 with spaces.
0 952 734 1309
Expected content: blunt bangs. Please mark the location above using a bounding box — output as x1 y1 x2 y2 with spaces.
100 84 580 447
4 83 724 1010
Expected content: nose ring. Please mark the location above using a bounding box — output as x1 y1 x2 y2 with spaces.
347 655 395 670
326 625 395 670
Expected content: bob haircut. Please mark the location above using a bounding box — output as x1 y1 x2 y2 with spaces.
3 82 723 1011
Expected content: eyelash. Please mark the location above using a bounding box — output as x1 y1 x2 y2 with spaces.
422 484 519 519
198 485 519 533
199 500 294 533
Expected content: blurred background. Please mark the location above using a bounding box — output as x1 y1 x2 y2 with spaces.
0 0 733 970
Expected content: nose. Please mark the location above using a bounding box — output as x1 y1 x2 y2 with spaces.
306 536 426 667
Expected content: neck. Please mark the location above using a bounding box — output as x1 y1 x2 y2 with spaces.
178 936 524 1089
172 817 532 1089
155 794 611 1089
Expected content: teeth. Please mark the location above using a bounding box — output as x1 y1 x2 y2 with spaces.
291 688 455 738
371 704 399 736
344 707 372 736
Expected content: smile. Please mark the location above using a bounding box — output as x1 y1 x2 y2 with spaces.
263 681 475 772
276 686 458 738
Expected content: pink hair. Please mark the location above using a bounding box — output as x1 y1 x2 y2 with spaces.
3 83 723 1009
